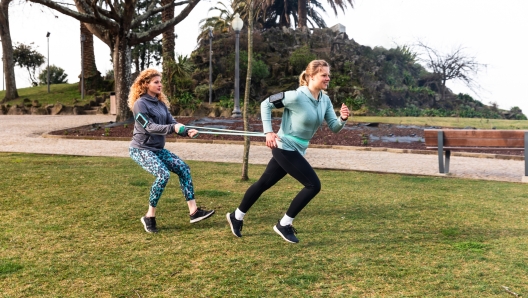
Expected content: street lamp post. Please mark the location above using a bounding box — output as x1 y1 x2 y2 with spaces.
231 13 243 118
46 32 50 93
208 26 213 105
80 34 85 100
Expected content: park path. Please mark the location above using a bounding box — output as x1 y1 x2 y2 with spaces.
0 115 525 183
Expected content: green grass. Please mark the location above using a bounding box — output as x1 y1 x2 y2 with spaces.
0 83 96 107
1 152 528 297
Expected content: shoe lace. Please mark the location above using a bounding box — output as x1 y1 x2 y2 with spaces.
286 225 297 235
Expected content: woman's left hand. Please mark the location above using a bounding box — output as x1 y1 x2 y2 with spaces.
340 103 350 120
188 129 199 138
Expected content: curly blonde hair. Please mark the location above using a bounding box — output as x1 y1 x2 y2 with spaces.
127 68 170 111
299 60 330 86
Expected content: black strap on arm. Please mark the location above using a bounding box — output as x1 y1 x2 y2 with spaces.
268 92 285 108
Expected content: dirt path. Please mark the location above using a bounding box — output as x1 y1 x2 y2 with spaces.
0 115 526 183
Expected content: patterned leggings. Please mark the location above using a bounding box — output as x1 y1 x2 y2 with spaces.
129 148 195 207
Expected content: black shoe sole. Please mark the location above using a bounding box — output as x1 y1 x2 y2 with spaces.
226 213 242 238
190 210 215 223
273 225 298 243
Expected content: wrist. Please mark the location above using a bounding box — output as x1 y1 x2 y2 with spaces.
340 116 348 121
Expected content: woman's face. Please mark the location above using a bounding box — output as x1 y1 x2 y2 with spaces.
146 75 162 96
309 66 330 91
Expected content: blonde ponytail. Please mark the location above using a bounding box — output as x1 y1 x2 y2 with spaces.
299 71 309 86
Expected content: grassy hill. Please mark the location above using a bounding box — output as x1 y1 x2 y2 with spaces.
0 83 99 107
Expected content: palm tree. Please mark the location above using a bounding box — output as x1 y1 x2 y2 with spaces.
197 1 234 43
232 0 327 29
299 0 354 29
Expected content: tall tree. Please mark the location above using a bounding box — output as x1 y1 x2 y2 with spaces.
417 41 486 104
80 22 100 93
298 0 354 29
161 0 175 61
0 0 19 102
241 0 253 181
29 0 200 122
12 43 45 86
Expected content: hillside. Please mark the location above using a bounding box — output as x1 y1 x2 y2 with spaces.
190 26 526 120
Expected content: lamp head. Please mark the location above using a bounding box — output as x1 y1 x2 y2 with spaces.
46 32 50 37
231 13 244 32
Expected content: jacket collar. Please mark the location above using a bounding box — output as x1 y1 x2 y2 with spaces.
141 93 158 102
298 86 321 101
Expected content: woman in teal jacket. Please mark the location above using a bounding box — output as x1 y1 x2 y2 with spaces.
226 60 350 243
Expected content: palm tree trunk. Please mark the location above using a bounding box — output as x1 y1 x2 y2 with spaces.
298 0 307 29
112 36 133 122
0 0 19 102
241 0 254 181
161 0 175 61
79 22 99 93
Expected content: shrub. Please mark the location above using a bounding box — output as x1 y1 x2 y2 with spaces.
39 65 68 85
289 45 317 74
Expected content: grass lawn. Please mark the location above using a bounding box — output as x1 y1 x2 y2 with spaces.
0 83 99 107
1 152 527 297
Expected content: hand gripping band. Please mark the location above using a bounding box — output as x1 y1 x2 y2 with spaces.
175 124 186 134
268 92 285 108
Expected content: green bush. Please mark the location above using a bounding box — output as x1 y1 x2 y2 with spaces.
289 45 317 74
223 51 270 82
345 95 366 111
218 95 234 109
171 91 201 111
38 65 68 85
194 84 210 102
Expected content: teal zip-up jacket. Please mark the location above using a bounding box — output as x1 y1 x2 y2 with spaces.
261 86 347 155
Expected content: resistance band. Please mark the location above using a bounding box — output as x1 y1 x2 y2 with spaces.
186 125 266 137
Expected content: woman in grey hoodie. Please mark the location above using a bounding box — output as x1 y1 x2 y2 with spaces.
227 60 350 243
128 69 214 233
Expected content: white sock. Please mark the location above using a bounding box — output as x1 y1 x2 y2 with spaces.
234 208 245 221
279 214 294 226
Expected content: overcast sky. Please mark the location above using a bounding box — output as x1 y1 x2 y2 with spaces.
3 0 528 114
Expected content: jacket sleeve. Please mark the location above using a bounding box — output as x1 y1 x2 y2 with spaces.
133 101 175 135
323 97 346 133
261 91 296 133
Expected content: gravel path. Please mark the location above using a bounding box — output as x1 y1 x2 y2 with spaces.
0 115 526 183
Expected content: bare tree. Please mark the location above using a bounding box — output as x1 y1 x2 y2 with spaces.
29 0 200 122
0 0 19 102
417 41 486 103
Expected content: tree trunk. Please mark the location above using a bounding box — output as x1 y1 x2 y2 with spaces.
0 0 19 102
297 0 307 29
79 22 99 93
241 0 253 181
112 36 133 122
161 0 175 61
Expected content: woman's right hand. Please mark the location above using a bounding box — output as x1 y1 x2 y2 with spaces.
266 132 281 149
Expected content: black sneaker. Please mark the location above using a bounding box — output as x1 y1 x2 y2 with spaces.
273 221 299 243
190 207 215 223
226 212 243 237
141 216 158 233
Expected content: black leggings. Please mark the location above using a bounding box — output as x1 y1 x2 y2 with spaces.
238 148 321 218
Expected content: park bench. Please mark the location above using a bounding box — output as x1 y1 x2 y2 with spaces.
424 129 528 181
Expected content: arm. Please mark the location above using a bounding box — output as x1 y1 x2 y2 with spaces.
133 101 175 135
324 100 349 133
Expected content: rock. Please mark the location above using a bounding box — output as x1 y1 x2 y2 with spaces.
51 103 64 115
30 107 48 115
7 105 26 115
32 100 41 108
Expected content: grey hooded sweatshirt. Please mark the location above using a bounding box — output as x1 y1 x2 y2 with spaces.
129 94 187 152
